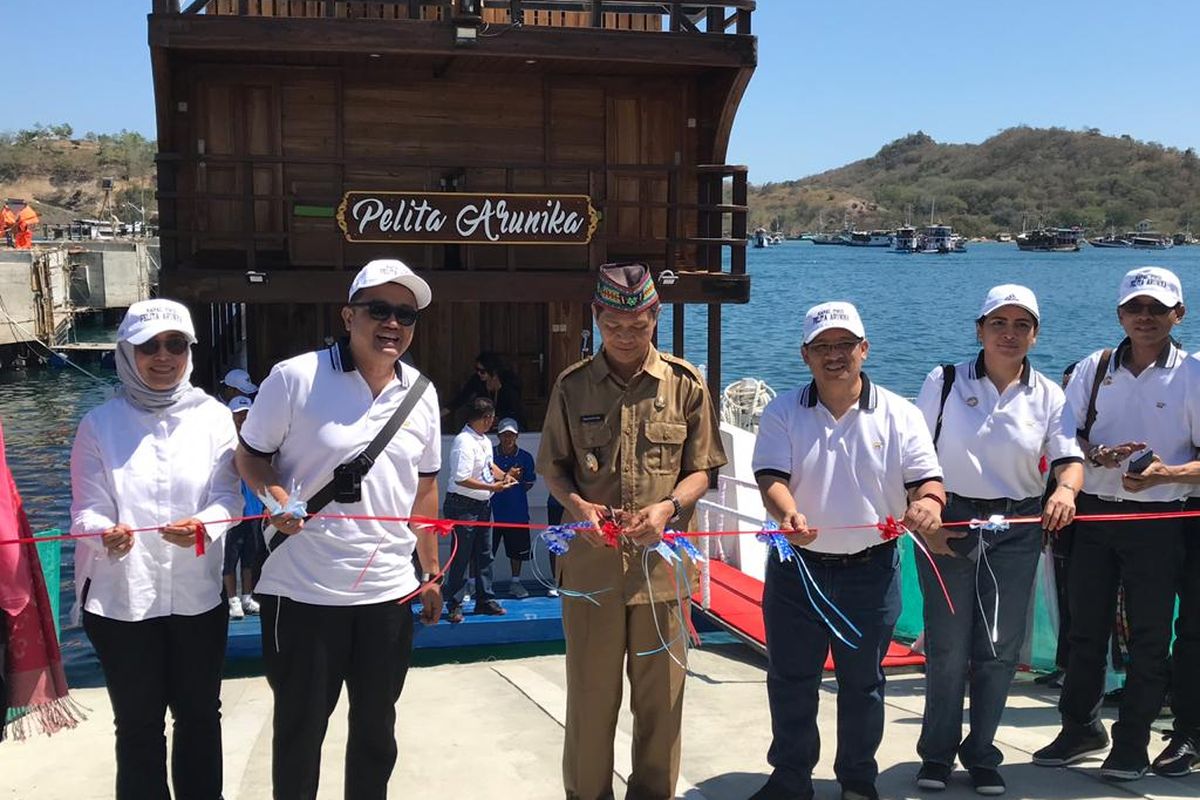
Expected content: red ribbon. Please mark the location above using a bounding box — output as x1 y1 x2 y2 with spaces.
193 522 207 556
600 519 624 548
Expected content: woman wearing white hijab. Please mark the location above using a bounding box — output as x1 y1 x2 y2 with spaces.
70 299 242 800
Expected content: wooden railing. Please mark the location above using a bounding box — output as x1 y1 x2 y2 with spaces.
153 0 753 35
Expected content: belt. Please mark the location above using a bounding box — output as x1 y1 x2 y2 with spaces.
801 538 896 566
446 492 490 505
947 492 1036 516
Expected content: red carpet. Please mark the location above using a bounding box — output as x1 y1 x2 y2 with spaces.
700 561 925 670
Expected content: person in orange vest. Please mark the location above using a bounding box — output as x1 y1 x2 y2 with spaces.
13 205 39 249
0 204 15 248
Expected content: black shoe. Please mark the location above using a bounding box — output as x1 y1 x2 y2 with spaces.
747 779 812 800
1152 730 1200 777
474 599 507 616
447 606 464 624
915 762 951 791
840 785 879 800
1032 728 1110 766
968 767 1006 796
1102 687 1125 707
1100 744 1149 781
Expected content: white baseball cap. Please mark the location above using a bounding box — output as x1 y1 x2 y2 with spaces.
979 284 1040 322
347 259 432 309
227 395 253 414
1118 266 1183 308
221 368 258 394
117 299 197 345
803 301 866 345
497 418 520 435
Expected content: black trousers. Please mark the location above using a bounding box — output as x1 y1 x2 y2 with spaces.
1051 525 1074 670
1172 499 1200 734
259 594 415 800
1058 494 1184 750
83 603 228 800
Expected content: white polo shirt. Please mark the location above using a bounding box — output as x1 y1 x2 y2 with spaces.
71 389 243 622
447 425 496 502
751 374 943 554
240 340 441 605
1061 338 1197 503
916 353 1083 501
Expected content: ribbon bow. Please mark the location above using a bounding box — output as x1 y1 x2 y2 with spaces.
876 515 907 541
540 523 586 556
662 531 706 563
257 485 308 520
969 514 1010 532
756 522 797 562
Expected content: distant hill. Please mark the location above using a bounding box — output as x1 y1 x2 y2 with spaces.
0 124 156 226
749 127 1200 238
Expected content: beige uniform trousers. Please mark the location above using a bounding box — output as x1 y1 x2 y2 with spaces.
562 596 688 800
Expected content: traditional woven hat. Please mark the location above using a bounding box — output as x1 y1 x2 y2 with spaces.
593 262 659 313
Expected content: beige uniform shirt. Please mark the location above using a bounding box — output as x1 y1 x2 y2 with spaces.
537 346 727 605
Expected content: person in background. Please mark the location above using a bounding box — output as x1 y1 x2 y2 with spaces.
912 285 1084 796
750 300 943 800
223 395 262 619
441 397 516 623
442 351 525 429
538 262 727 800
219 368 258 403
490 417 537 598
1034 266 1196 781
70 299 242 799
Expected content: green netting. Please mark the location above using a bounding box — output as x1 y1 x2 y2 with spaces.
894 536 1059 672
33 529 62 642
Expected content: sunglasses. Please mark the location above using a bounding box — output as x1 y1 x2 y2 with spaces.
1120 300 1176 317
349 300 420 326
804 339 863 357
134 336 190 356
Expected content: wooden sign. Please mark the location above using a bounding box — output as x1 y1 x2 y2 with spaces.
336 191 600 245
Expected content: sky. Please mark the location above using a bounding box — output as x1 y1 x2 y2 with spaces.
3 0 1199 184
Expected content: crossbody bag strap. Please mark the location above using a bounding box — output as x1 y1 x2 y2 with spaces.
932 363 956 447
1077 349 1113 442
267 373 432 553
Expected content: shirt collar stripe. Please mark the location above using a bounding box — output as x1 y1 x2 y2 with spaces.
802 373 875 412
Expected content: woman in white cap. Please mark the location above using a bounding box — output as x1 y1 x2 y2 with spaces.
914 285 1084 796
69 298 242 799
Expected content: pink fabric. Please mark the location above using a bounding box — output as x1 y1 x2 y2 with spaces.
0 419 82 739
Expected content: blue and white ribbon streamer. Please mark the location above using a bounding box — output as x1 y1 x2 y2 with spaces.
759 520 861 649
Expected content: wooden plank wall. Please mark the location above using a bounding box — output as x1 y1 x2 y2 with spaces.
202 1 662 29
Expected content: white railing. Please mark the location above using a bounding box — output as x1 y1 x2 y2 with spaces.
694 496 767 611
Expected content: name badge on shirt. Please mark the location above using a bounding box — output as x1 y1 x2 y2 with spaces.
580 414 604 424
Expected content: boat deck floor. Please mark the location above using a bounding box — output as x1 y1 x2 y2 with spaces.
4 645 1199 799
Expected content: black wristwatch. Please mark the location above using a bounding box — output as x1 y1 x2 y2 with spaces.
664 495 683 522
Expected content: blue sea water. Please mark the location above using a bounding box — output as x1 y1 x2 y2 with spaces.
3 241 1200 681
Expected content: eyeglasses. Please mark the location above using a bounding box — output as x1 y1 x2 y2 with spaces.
805 338 863 357
349 300 420 326
1120 300 1175 317
134 336 190 356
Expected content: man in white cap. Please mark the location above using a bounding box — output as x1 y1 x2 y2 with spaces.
750 300 944 800
235 258 442 799
1035 266 1198 781
219 368 258 403
490 417 537 598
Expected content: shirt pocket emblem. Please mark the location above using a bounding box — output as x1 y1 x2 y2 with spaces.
965 396 979 407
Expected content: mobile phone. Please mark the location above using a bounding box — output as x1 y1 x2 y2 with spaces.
1126 449 1156 474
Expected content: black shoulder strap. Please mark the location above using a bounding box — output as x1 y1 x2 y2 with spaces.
268 374 432 553
932 364 956 447
1078 349 1113 442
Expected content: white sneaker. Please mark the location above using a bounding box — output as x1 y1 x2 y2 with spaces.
510 579 529 599
241 594 261 615
228 596 245 619
547 587 560 598
463 593 472 606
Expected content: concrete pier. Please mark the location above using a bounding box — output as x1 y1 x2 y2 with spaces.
2 646 1196 800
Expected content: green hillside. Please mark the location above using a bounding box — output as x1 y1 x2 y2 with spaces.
0 123 156 226
750 127 1200 238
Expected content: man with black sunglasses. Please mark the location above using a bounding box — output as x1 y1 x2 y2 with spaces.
235 258 443 799
1035 266 1200 781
